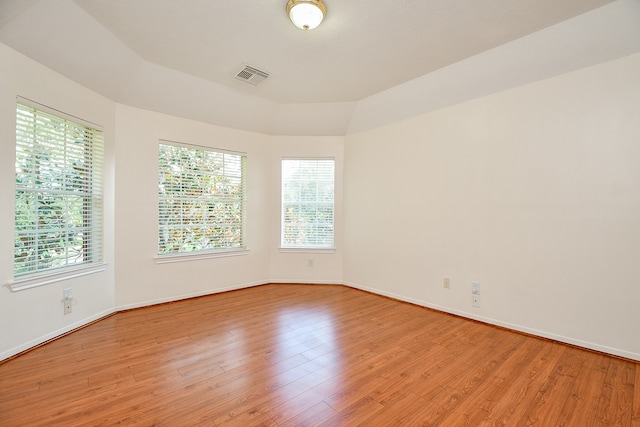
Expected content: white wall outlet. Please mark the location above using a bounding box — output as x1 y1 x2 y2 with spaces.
64 297 72 315
472 294 481 308
443 278 450 289
63 288 73 315
471 283 481 295
471 283 481 308
308 258 314 267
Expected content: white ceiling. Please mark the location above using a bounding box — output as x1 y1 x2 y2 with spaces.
71 0 615 103
1 0 638 135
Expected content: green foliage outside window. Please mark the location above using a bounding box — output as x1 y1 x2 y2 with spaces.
158 143 246 254
281 159 334 248
14 103 103 276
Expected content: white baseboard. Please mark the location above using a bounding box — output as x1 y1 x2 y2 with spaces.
268 279 343 285
343 281 640 362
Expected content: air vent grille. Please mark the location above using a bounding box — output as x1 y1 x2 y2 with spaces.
234 64 270 86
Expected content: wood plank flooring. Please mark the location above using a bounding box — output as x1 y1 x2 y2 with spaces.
1 284 638 426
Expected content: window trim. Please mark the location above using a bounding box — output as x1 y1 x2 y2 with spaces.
280 157 335 250
154 248 249 264
157 139 248 256
7 263 107 292
13 97 104 284
278 247 336 254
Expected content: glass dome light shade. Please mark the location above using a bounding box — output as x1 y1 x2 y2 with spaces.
286 0 326 30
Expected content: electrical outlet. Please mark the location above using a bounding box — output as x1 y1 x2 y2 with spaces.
63 288 72 315
443 278 450 289
471 283 481 307
472 294 481 308
64 297 72 315
308 258 314 267
471 283 480 295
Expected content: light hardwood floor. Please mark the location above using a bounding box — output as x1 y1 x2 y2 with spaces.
1 284 638 426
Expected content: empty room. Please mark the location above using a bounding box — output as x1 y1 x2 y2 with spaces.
1 0 639 425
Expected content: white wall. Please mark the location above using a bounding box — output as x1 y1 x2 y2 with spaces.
269 136 344 284
0 44 116 360
344 53 640 360
114 105 271 309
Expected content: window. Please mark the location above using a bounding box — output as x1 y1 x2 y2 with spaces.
281 158 334 248
14 102 104 278
158 141 247 256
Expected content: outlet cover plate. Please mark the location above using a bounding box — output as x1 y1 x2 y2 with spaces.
472 294 481 308
64 298 72 315
471 283 480 295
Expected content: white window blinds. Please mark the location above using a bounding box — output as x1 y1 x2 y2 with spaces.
281 158 335 248
14 103 104 277
158 142 247 255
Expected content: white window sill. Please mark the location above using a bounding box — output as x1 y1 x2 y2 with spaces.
8 264 107 292
154 249 250 264
278 247 336 254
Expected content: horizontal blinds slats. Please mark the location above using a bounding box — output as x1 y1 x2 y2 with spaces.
281 159 335 248
14 103 104 277
158 142 247 254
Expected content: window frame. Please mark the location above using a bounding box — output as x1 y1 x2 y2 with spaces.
156 140 248 263
10 98 105 291
280 157 335 251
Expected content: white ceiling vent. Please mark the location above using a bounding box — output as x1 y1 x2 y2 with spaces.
234 64 270 86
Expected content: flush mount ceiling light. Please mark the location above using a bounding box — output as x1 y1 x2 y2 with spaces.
286 0 327 30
